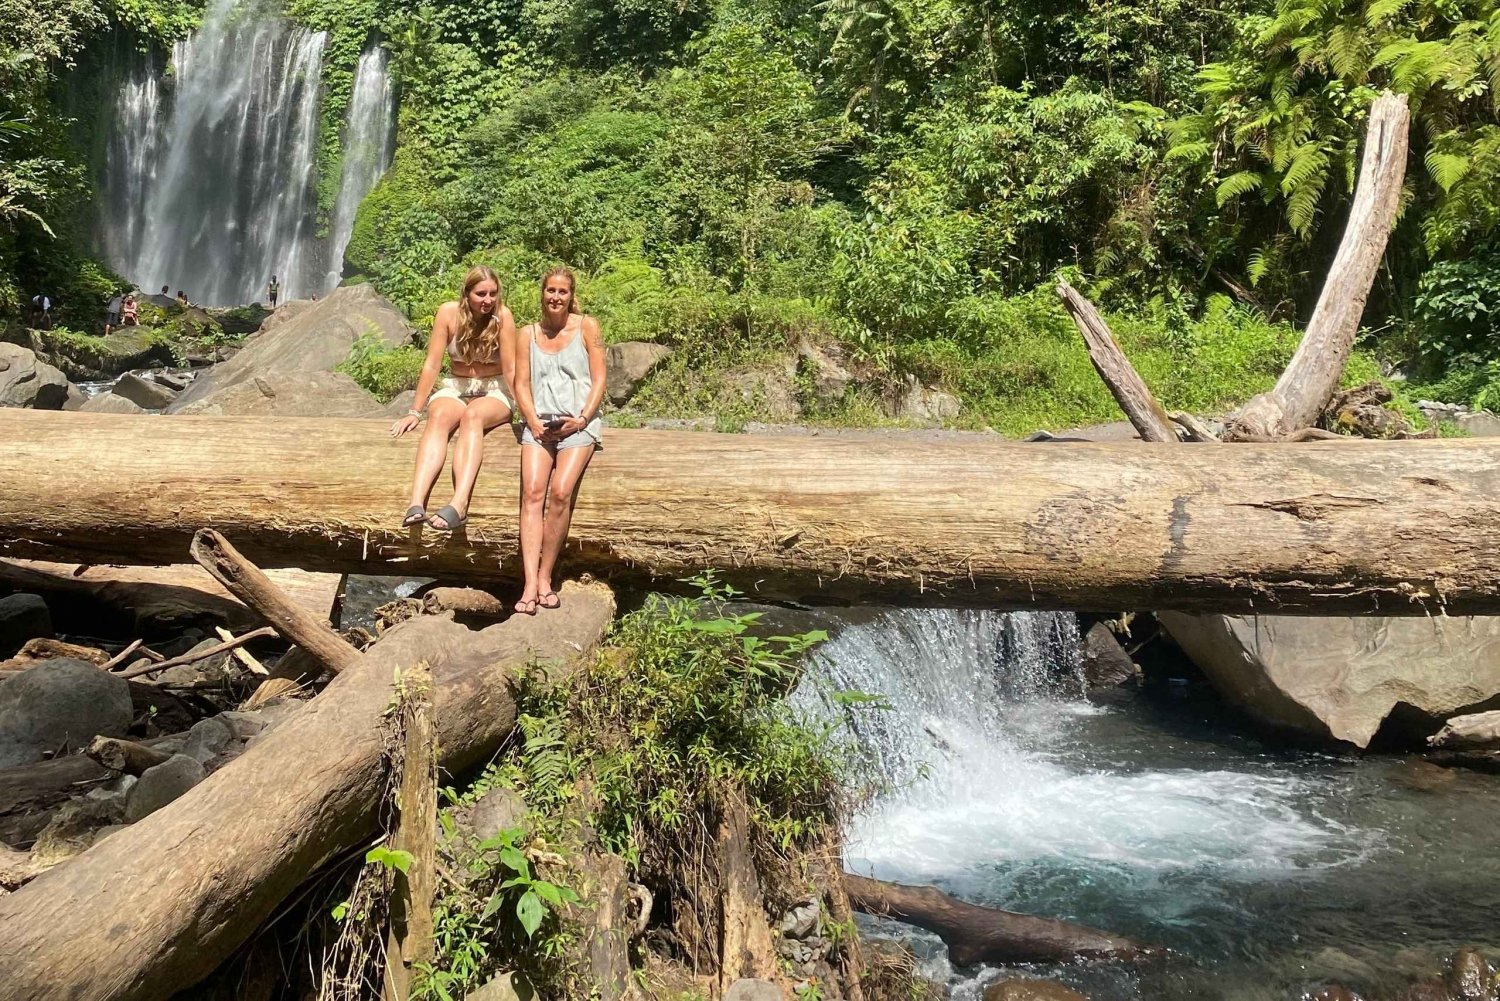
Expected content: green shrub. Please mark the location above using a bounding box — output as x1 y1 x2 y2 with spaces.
337 331 428 401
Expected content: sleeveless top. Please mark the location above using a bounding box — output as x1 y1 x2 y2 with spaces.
529 322 602 442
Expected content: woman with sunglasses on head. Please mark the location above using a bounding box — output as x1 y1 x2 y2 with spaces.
512 266 606 615
390 264 517 533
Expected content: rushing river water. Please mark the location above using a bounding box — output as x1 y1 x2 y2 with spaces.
794 608 1500 1000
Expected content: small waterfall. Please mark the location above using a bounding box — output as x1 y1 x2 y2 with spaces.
800 608 1361 901
324 45 396 290
96 0 332 306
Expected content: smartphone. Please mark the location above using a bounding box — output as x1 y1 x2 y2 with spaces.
543 417 566 431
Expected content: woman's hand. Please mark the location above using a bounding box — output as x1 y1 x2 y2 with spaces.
390 413 421 438
527 418 549 441
555 415 588 438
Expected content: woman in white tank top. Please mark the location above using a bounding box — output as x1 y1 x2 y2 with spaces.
511 266 607 615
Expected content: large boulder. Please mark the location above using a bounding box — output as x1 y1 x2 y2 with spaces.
170 283 411 413
0 658 133 767
0 343 70 409
605 341 672 405
111 372 178 410
1 327 174 380
1159 612 1500 747
171 371 383 417
80 391 147 414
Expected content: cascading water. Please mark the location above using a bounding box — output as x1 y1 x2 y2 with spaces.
324 45 396 291
795 608 1500 999
96 63 164 275
94 1 397 306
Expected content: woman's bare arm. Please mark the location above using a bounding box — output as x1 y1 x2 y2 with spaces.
513 323 544 437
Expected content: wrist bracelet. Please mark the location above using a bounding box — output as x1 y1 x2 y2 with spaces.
407 408 424 417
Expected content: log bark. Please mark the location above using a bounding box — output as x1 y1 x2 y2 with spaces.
1057 279 1178 443
0 580 616 1001
383 660 437 1001
2 413 1499 614
1228 93 1411 440
842 874 1158 967
190 529 360 676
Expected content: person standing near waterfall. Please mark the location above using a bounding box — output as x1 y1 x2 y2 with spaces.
267 275 279 308
389 265 516 534
511 266 606 615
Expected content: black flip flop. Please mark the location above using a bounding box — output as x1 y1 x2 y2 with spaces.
426 504 468 533
402 505 426 528
538 591 561 610
513 597 538 616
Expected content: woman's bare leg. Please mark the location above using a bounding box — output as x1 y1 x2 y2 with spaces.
432 396 512 529
537 444 595 601
517 442 556 609
406 398 465 509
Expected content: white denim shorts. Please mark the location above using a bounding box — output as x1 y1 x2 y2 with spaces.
429 375 513 409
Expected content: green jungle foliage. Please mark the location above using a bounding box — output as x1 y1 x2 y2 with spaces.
410 577 849 997
9 0 1500 421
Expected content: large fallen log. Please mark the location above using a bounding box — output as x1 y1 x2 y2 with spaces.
0 579 616 1001
2 412 1499 613
842 874 1158 966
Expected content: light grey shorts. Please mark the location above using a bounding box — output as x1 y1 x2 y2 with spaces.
429 375 513 409
521 425 599 451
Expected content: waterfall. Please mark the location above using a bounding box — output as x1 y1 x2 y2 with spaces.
97 63 164 275
799 608 1361 901
324 45 396 290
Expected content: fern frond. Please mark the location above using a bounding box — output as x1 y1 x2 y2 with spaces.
1216 170 1266 205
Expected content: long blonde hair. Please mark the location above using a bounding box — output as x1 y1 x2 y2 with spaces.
538 266 577 327
450 265 504 363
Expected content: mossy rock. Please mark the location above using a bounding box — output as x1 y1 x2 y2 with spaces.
205 305 271 336
0 327 175 380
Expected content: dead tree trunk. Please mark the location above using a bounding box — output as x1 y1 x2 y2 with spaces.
0 580 616 1001
2 412 1499 614
1056 278 1178 442
842 874 1159 966
1228 93 1411 440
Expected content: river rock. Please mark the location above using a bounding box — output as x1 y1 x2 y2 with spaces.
155 637 232 687
112 372 178 410
468 971 535 1001
0 658 133 767
1446 947 1496 1001
0 593 52 657
605 341 672 405
125 753 206 821
1080 622 1137 693
172 371 383 417
1457 410 1500 437
1 327 175 380
724 979 781 1001
1158 612 1500 747
31 795 127 867
151 370 193 392
169 283 411 413
1429 710 1500 749
0 343 69 409
779 899 820 939
983 978 1088 1001
61 382 87 410
467 785 527 842
80 391 147 414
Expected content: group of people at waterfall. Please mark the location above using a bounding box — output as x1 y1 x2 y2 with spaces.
390 264 605 616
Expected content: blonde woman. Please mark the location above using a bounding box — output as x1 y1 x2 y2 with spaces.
390 265 517 532
512 267 606 614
